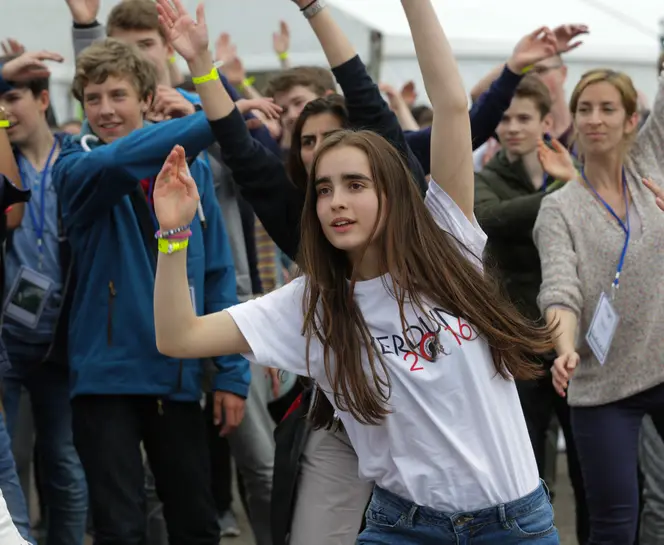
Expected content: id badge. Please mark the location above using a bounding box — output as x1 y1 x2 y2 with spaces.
4 266 54 329
585 292 619 366
189 286 197 315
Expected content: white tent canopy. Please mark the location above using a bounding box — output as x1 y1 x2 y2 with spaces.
2 0 662 117
328 0 661 63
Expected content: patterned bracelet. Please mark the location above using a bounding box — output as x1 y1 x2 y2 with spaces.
155 224 191 239
162 230 192 240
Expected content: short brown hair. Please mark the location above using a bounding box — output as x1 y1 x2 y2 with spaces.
514 74 552 118
263 66 336 98
72 38 157 103
107 0 167 42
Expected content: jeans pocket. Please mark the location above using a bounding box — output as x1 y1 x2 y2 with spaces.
510 500 556 538
365 500 406 529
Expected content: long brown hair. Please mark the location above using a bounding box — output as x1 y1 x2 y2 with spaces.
298 130 553 426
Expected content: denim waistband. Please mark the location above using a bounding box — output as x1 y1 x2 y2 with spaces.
371 480 550 529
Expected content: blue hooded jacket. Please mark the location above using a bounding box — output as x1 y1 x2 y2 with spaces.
52 112 250 400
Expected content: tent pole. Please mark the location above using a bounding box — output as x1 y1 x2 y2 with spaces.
367 30 384 82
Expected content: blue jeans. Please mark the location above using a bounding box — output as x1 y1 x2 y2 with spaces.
571 381 664 545
358 481 559 544
3 362 88 545
0 410 34 544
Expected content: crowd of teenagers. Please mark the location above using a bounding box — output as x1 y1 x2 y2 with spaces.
0 0 663 544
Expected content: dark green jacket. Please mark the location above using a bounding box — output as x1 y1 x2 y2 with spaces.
474 150 563 321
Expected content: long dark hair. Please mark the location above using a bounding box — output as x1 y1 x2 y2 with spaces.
288 95 350 191
298 130 553 426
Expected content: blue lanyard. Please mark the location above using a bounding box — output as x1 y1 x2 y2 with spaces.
18 139 58 270
580 167 630 297
541 173 549 192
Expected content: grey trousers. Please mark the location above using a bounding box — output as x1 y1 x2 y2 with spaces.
289 426 372 545
227 363 275 545
640 415 664 545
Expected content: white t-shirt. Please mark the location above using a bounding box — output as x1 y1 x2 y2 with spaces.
227 180 539 512
0 489 29 545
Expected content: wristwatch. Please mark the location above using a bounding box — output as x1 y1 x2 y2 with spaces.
303 0 326 20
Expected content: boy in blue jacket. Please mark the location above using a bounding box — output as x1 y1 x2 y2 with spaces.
52 38 249 545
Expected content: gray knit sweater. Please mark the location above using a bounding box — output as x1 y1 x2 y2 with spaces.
533 77 664 407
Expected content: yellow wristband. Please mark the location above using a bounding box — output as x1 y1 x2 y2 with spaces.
158 238 189 255
0 120 9 129
278 51 289 61
241 76 256 89
169 55 177 64
521 64 535 74
191 67 219 85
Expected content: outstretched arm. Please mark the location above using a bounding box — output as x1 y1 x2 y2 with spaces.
400 0 473 219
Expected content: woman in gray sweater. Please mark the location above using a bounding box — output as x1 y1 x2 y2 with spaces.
533 68 664 545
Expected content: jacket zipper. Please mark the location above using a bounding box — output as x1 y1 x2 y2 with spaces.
107 280 116 345
157 398 164 416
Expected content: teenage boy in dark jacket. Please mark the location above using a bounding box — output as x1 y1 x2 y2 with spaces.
474 75 588 544
52 38 250 545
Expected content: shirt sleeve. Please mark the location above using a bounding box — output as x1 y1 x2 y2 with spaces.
226 277 315 377
425 179 488 269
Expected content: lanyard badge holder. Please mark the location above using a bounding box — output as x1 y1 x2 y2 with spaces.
18 140 58 271
583 168 629 366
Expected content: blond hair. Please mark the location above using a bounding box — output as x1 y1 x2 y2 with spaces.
569 69 639 155
72 38 157 103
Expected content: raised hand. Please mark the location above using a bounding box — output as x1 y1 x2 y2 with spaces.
643 178 664 211
65 0 100 25
1 38 26 57
507 27 558 73
537 137 577 182
273 21 290 57
236 98 282 120
551 24 588 55
552 351 579 397
400 81 417 107
153 146 200 232
1 51 64 82
156 0 208 63
214 33 237 66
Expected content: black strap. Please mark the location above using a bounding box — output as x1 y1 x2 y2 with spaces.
128 185 158 261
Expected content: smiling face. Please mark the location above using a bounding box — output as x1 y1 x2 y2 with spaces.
314 145 384 264
274 85 323 134
496 97 552 158
0 87 50 147
83 75 151 143
573 79 638 156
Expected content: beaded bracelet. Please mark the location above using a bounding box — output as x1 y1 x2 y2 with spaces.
162 229 192 241
155 224 191 239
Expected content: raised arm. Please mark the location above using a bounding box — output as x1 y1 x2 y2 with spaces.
153 146 309 380
294 0 427 192
401 0 473 219
157 0 303 260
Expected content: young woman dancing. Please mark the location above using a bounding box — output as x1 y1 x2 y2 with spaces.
152 0 560 543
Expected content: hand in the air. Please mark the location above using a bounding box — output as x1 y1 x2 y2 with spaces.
153 145 200 233
156 0 209 63
508 27 558 74
1 51 64 82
